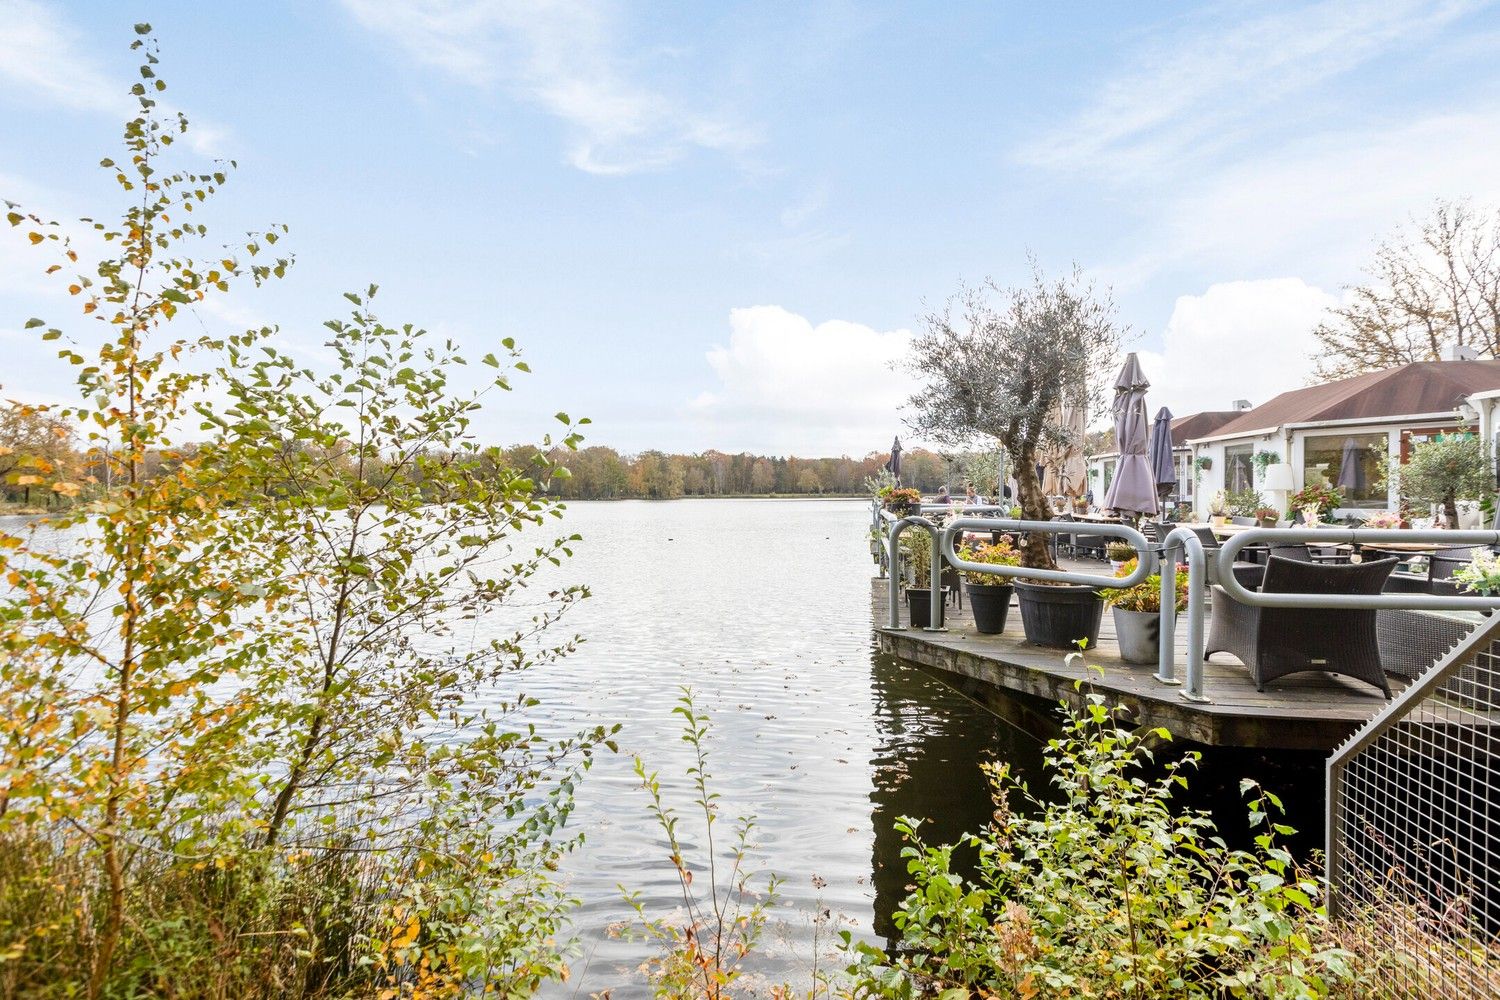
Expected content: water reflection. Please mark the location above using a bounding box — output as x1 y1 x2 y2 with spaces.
866 648 1045 940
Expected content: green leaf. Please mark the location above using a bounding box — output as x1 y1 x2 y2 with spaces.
481 353 500 368
24 318 44 329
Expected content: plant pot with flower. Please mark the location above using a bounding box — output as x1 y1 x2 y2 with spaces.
1452 551 1500 615
880 486 923 518
1253 506 1281 529
1105 540 1136 574
1207 490 1229 527
958 535 1021 634
1099 560 1189 664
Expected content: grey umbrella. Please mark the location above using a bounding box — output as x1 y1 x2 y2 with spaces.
1148 406 1176 514
885 436 902 483
1336 437 1365 493
1102 353 1158 517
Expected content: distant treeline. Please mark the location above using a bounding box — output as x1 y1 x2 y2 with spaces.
505 445 955 500
3 403 959 505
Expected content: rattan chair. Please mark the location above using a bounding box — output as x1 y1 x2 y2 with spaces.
1428 546 1481 597
1205 555 1398 697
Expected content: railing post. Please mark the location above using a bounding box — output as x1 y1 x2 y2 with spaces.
1154 527 1206 700
926 527 946 632
886 519 904 630
1156 539 1180 686
1325 758 1343 921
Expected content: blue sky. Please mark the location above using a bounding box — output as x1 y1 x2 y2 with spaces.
4 1 1500 456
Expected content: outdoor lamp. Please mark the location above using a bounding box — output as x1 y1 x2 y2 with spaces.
1262 463 1295 492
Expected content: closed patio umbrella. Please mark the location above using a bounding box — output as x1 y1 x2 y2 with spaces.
1336 437 1365 493
1148 406 1176 516
1102 353 1158 518
885 436 902 483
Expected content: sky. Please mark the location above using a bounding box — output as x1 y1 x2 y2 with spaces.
3 0 1500 458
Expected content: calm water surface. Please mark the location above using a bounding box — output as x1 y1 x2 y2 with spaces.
497 499 1040 995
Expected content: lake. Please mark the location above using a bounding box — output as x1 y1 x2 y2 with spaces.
493 497 1040 995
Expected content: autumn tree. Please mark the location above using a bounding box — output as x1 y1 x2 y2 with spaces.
0 402 78 507
1313 199 1500 380
903 265 1122 568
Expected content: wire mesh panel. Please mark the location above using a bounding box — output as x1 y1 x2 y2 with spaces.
1328 614 1500 998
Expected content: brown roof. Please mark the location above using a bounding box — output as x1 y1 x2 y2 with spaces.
1189 360 1500 441
1170 410 1242 443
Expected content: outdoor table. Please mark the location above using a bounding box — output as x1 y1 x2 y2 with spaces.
1072 512 1122 524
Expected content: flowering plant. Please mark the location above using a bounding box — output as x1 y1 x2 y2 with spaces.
1290 483 1342 514
1454 550 1500 596
1360 510 1404 529
1098 558 1189 613
881 487 921 512
957 536 1021 584
1207 490 1228 516
1253 506 1280 523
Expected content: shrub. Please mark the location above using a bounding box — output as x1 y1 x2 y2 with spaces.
1290 483 1343 514
1099 560 1188 613
844 696 1361 999
1226 488 1267 518
1104 540 1136 562
957 536 1021 584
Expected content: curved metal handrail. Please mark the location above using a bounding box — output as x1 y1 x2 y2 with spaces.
938 517 1153 590
884 514 944 631
1216 528 1500 611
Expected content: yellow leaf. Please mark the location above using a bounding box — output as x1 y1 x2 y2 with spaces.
27 232 42 245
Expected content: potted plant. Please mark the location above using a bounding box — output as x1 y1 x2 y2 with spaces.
1071 496 1089 514
1453 551 1500 605
1208 490 1229 526
1105 540 1135 573
1253 506 1280 529
1360 510 1404 530
900 531 945 628
1099 559 1189 664
881 486 922 517
957 536 1021 634
1289 483 1342 524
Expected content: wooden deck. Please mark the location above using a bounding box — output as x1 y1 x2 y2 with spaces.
872 575 1413 751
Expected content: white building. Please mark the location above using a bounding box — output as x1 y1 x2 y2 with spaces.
1184 354 1500 517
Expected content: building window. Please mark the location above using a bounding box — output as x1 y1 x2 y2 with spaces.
1101 459 1116 497
1175 452 1192 502
1302 432 1387 508
1224 444 1254 494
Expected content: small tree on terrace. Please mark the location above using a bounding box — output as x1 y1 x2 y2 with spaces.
903 266 1123 569
1382 431 1492 527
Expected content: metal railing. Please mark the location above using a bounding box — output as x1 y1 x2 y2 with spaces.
876 508 1500 704
1326 610 1500 997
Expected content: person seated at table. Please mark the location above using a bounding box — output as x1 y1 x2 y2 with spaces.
965 483 988 506
934 484 951 504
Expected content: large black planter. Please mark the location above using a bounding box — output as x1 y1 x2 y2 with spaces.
1014 580 1102 650
905 587 946 629
966 582 1014 634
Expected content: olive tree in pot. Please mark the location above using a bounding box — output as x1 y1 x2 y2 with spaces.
902 264 1122 650
957 535 1021 633
1099 559 1189 664
900 530 945 628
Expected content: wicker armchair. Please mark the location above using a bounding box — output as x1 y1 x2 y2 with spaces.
1205 555 1398 697
1428 546 1482 597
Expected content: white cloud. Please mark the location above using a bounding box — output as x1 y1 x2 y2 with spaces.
1134 278 1339 419
338 0 757 175
0 1 228 155
687 305 913 455
1021 0 1484 176
1120 106 1500 288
